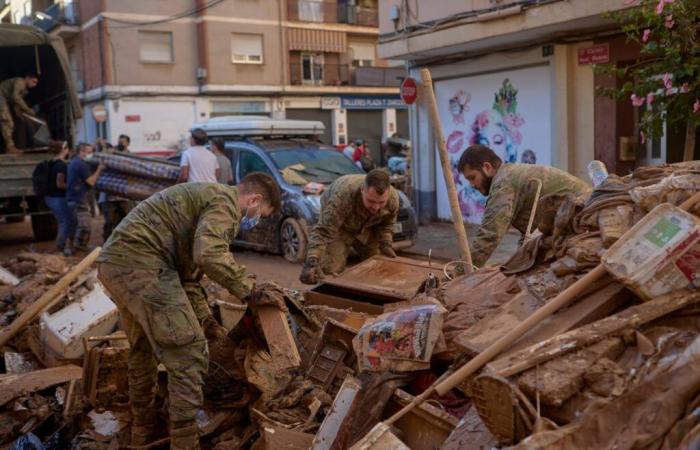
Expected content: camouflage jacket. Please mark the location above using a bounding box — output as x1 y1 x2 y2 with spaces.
98 183 251 318
0 78 33 116
307 175 399 259
471 163 590 267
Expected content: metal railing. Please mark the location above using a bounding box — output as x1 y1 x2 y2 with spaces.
287 1 378 27
289 63 403 87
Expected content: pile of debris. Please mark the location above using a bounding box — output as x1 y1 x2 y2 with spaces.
4 161 700 449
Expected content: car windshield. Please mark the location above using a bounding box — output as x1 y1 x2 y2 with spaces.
269 148 363 185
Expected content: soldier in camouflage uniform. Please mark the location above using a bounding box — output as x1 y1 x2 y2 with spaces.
0 74 39 154
97 174 281 450
458 145 590 267
300 169 399 284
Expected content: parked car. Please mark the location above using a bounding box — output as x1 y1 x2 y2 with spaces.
174 116 418 262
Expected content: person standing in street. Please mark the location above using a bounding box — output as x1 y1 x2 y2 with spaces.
211 138 233 185
98 134 133 242
66 143 104 251
97 173 281 449
300 169 399 284
177 128 219 183
457 144 590 267
0 73 39 154
42 141 71 255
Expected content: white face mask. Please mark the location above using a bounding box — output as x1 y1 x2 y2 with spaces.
240 202 261 231
84 153 94 161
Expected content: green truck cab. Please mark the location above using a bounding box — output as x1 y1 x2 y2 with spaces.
0 24 82 240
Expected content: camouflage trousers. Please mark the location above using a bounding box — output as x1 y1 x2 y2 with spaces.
319 238 379 275
0 98 14 150
97 263 208 427
101 200 133 242
66 197 92 250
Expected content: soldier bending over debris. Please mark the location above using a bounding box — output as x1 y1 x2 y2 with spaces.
300 168 399 284
97 174 281 449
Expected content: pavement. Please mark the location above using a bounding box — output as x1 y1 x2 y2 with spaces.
399 221 521 267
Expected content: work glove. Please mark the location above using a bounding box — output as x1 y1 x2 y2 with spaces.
380 242 397 258
300 256 324 285
245 281 287 311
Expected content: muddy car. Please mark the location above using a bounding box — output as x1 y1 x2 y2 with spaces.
181 117 418 262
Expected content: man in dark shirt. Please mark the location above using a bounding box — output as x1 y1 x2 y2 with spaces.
43 141 71 254
66 143 104 251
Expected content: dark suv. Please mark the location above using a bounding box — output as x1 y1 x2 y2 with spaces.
178 118 418 262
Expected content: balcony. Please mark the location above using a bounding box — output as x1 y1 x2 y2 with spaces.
34 2 79 37
290 63 403 87
288 1 378 27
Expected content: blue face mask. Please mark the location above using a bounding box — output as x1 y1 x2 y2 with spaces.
240 202 261 231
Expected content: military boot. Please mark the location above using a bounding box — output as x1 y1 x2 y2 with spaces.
130 405 158 446
170 422 200 450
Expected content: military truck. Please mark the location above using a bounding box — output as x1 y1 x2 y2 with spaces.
0 24 82 240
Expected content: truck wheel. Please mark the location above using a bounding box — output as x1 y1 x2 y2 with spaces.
31 213 58 242
280 218 307 263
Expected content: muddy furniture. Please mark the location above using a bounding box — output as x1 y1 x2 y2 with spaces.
305 256 438 315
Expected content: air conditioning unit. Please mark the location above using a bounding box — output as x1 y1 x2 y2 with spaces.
196 67 207 80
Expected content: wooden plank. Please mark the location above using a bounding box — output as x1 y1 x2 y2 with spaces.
504 282 631 356
255 306 301 370
305 291 384 315
453 289 544 357
0 364 82 407
312 376 363 450
488 289 700 377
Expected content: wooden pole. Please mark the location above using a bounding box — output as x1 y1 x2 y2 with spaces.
0 247 101 348
420 68 473 272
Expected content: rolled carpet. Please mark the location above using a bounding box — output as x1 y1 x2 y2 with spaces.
94 151 180 182
96 169 174 201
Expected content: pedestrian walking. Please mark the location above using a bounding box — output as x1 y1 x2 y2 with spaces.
177 128 219 183
66 143 104 251
41 141 72 255
211 137 233 185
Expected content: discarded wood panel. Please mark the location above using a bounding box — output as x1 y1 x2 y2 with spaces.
312 376 362 450
381 389 458 450
488 289 700 377
517 337 625 407
262 424 314 450
440 406 499 450
0 364 82 407
305 305 370 331
255 305 301 370
453 288 544 357
323 256 436 301
504 281 631 356
305 289 384 315
216 300 247 331
348 422 410 450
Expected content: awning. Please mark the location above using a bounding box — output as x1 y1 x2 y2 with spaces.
288 28 346 53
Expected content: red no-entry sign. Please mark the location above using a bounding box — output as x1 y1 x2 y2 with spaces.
400 78 418 105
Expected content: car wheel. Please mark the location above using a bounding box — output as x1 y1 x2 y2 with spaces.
280 218 307 263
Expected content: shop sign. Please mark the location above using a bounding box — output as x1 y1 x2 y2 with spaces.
578 44 610 65
340 96 406 110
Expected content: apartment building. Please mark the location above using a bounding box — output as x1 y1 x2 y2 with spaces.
13 0 406 159
378 0 650 223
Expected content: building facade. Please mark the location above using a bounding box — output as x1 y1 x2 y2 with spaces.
378 0 658 224
14 0 407 160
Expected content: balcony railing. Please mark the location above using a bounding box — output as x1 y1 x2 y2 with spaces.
290 63 404 87
288 1 378 27
34 2 79 32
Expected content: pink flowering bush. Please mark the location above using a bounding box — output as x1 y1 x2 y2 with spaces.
598 0 700 160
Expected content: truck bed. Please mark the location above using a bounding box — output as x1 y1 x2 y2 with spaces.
0 152 50 199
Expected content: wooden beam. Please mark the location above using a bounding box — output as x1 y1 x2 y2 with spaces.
488 289 700 378
255 305 301 370
0 365 82 407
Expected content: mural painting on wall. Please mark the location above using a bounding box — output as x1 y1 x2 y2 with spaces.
435 66 551 223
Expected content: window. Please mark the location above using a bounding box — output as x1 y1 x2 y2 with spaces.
238 151 271 180
231 33 263 64
301 53 323 85
348 41 375 67
138 31 174 63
